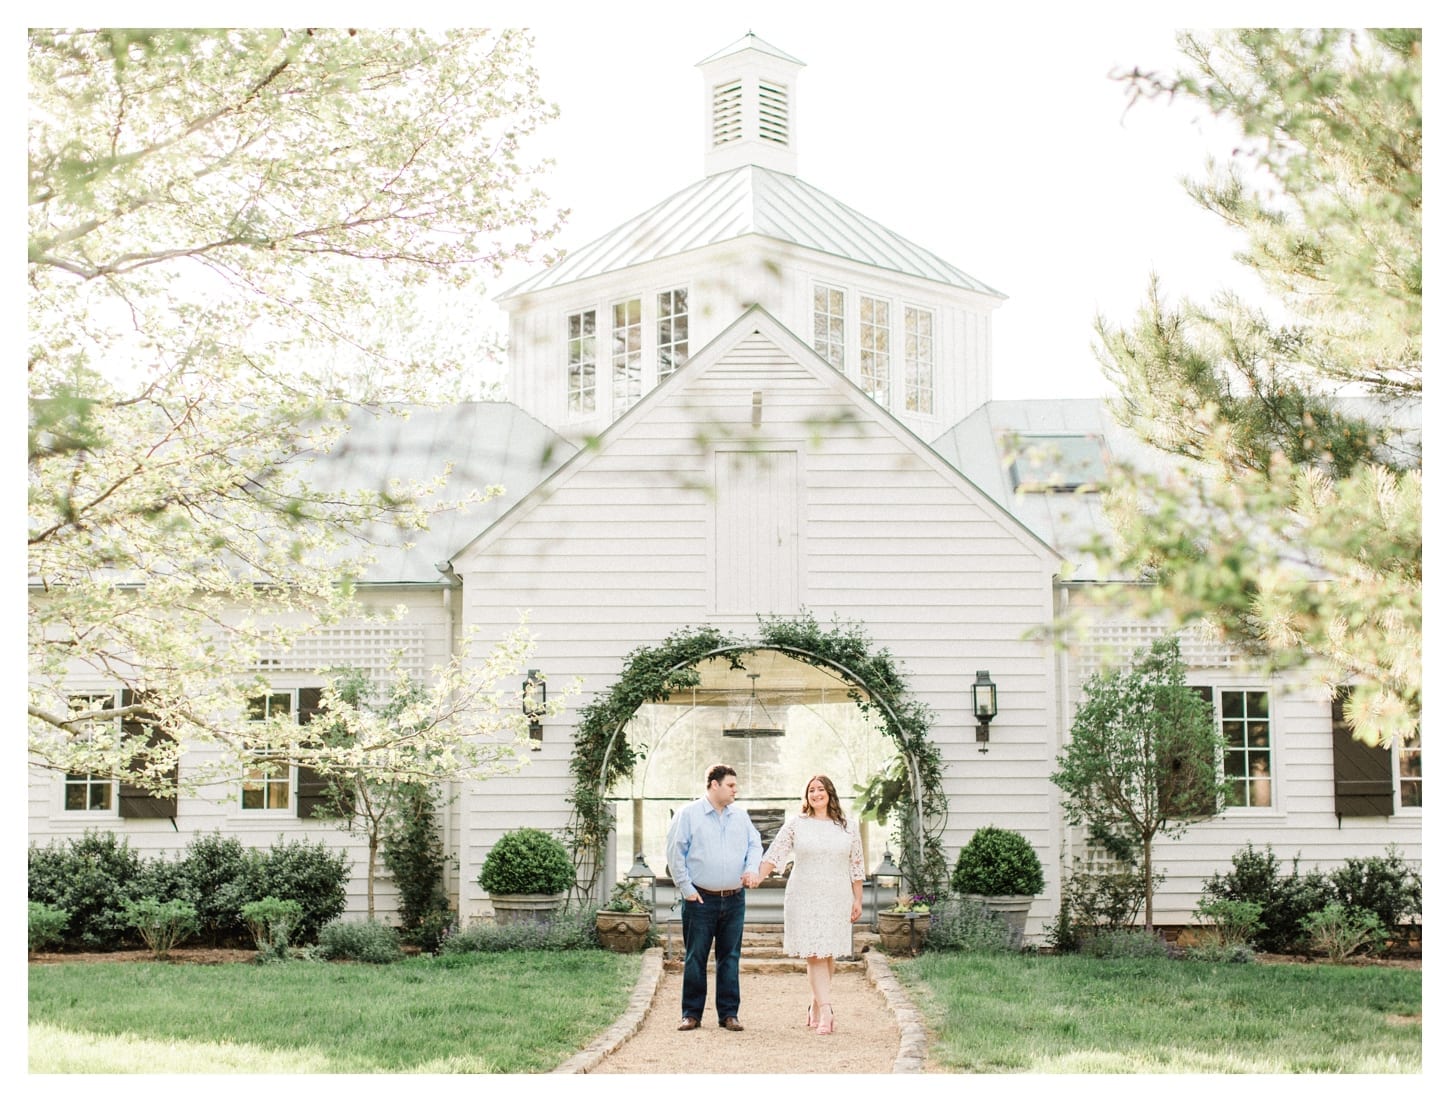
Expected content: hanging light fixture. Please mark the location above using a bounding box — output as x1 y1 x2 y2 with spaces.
721 673 784 738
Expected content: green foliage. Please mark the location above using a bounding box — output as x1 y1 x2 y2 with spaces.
1179 941 1257 964
922 897 1015 954
174 831 252 946
26 830 143 950
440 906 605 953
1054 857 1159 951
1052 636 1223 927
382 782 453 937
567 613 946 896
28 901 70 951
1078 928 1178 960
314 919 404 964
121 897 199 959
1091 30 1421 747
601 879 651 914
1328 847 1421 932
1193 899 1265 947
950 827 1045 897
1301 903 1388 963
241 897 304 962
237 838 350 944
1199 844 1335 953
477 828 574 896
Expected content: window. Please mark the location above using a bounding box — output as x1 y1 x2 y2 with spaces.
657 288 688 381
812 284 845 370
1006 434 1109 492
1220 690 1273 809
1399 730 1422 808
612 298 642 412
243 691 294 811
859 295 890 404
904 305 934 413
64 694 116 812
1161 685 1218 818
567 309 597 414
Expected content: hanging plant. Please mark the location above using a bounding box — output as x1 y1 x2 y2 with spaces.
564 612 947 898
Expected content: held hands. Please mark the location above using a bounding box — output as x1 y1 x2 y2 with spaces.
741 871 762 889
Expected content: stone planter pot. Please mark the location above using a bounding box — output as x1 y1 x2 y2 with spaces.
595 911 651 953
877 912 929 956
490 892 566 927
964 893 1033 947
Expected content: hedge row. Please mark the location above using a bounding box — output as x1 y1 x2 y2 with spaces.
28 829 350 951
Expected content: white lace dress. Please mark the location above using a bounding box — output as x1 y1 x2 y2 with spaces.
761 815 866 959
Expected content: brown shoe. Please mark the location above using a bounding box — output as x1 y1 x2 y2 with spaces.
677 1017 700 1031
720 1016 744 1031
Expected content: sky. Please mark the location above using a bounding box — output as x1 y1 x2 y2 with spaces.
478 7 1285 402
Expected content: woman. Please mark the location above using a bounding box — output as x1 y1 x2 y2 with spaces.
757 774 865 1035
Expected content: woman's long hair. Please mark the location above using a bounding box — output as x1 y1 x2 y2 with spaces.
800 774 847 829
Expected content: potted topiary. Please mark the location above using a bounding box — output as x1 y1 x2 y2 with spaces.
595 879 652 953
950 826 1045 946
876 893 932 956
477 828 575 926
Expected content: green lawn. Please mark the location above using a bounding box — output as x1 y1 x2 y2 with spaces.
892 953 1422 1073
28 950 641 1073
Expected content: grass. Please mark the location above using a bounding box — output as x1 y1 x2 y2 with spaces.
893 952 1422 1073
28 950 641 1073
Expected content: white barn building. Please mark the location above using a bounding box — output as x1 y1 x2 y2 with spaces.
29 34 1421 941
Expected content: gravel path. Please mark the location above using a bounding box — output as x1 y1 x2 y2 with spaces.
558 951 929 1074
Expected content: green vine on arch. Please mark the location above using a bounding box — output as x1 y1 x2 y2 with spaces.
564 612 947 900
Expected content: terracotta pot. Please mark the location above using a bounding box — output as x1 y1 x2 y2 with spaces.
595 911 651 953
877 911 929 955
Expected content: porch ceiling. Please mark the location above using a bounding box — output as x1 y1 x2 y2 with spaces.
661 649 862 707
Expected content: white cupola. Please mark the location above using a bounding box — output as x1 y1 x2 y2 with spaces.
697 33 804 177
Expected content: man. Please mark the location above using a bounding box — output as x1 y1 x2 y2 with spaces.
665 762 763 1032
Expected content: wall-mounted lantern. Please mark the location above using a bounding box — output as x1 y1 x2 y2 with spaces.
523 669 546 748
972 670 997 754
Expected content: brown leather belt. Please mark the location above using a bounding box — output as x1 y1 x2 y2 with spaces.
695 886 741 897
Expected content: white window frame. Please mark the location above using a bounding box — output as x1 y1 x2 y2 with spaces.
567 307 598 415
1212 685 1276 812
859 293 891 406
657 286 689 382
1396 729 1422 813
812 282 846 371
60 693 119 817
240 690 297 814
903 303 934 414
611 297 642 414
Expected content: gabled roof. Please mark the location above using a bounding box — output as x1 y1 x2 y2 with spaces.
695 32 804 67
455 305 1059 572
496 165 1004 300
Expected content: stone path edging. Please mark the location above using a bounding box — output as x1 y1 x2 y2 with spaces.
553 946 929 1074
553 947 667 1073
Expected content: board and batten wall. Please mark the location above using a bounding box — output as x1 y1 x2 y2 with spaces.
455 317 1066 934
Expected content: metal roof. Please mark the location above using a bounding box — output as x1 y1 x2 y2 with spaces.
497 165 1003 300
695 32 805 67
305 402 575 583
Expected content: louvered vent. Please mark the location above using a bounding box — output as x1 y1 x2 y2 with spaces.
758 79 789 145
712 80 743 146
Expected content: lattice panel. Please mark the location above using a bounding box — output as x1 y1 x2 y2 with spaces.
254 625 427 685
1069 620 1235 698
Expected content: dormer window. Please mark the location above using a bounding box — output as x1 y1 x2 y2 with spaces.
860 295 891 405
657 288 689 381
568 309 598 414
612 298 642 413
1005 434 1109 492
904 306 934 414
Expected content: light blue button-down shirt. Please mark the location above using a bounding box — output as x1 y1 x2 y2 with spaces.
666 797 763 898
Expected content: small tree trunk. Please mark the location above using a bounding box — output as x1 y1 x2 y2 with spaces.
1142 833 1154 931
367 832 379 920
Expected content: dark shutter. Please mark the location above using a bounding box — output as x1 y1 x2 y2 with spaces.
1161 686 1218 818
117 689 179 819
1332 687 1393 817
295 687 352 819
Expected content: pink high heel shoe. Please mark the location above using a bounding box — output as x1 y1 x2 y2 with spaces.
815 1004 835 1035
806 1003 816 1029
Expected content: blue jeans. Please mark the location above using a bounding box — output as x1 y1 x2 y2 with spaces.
680 891 745 1022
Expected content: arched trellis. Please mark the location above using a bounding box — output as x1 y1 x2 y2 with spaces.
565 614 947 902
